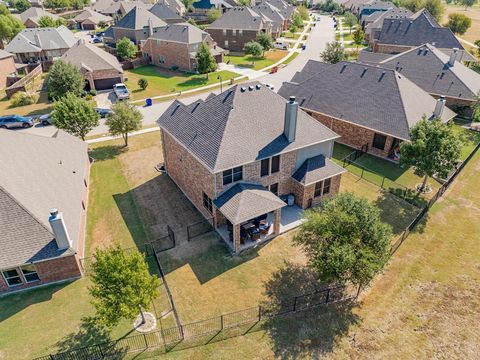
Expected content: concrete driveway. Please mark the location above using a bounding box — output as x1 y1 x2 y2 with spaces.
95 90 117 109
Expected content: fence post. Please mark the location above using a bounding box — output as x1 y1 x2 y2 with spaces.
325 288 330 303
143 333 148 349
98 344 104 357
361 167 365 179
258 305 262 321
49 355 55 360
381 176 385 189
179 324 185 340
293 296 297 312
220 314 224 330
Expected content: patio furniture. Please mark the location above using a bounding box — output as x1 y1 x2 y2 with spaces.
259 221 271 235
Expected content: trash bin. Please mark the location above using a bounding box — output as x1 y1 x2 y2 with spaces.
302 45 306 50
145 98 152 107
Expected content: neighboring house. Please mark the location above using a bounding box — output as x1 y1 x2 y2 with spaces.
28 0 43 7
206 7 272 52
103 6 167 45
96 0 123 20
252 2 288 38
61 41 124 90
371 9 477 63
0 50 17 90
278 60 456 160
159 0 186 16
341 0 372 14
358 0 395 23
73 9 113 30
264 0 295 19
120 0 153 17
142 23 226 71
359 44 480 117
0 130 90 294
363 7 412 41
18 7 60 28
157 82 345 253
5 26 78 70
149 2 184 24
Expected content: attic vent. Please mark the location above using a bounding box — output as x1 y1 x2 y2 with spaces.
248 85 254 91
340 63 347 73
256 84 261 90
171 104 180 115
378 71 386 82
361 67 368 77
191 102 200 112
240 87 247 92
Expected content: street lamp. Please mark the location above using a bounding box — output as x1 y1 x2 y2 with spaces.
217 74 223 93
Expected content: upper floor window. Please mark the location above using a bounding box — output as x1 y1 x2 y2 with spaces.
222 29 227 36
223 166 243 185
260 155 280 177
238 29 243 36
203 192 213 213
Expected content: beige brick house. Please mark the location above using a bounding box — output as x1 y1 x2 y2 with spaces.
279 60 457 161
157 82 345 253
0 130 90 294
0 50 17 90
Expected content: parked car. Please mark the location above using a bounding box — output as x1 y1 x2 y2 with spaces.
95 108 113 118
274 41 289 50
38 113 52 126
0 115 34 129
113 83 130 100
92 37 102 44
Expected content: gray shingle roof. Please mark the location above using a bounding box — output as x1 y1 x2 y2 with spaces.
292 155 346 185
114 6 166 30
357 49 394 63
213 183 286 224
62 41 123 73
74 9 113 24
359 44 480 101
148 23 208 44
149 2 183 21
364 7 412 36
92 0 116 12
252 3 285 32
0 130 89 269
278 60 456 140
157 82 339 173
19 7 59 25
207 7 270 31
0 49 13 59
5 26 78 54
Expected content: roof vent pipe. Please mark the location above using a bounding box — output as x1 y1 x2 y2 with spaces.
248 85 254 91
49 209 72 251
433 96 446 118
448 48 459 66
284 96 298 143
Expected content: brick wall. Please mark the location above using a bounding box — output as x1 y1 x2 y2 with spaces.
307 109 396 158
291 175 341 209
142 39 194 71
206 29 261 52
0 56 17 90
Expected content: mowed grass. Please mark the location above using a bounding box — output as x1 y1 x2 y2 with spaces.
124 66 238 100
227 50 288 70
443 3 480 44
0 91 51 117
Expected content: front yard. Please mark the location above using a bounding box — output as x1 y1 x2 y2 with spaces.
124 66 239 101
226 50 288 70
0 90 51 117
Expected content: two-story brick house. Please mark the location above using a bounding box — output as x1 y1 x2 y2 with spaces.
206 7 272 52
157 82 346 253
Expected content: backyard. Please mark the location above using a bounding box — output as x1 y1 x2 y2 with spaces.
443 2 480 44
124 66 239 101
226 50 288 70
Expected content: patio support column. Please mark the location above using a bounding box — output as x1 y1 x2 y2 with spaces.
233 224 241 253
273 209 281 235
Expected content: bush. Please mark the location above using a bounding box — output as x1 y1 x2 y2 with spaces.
138 78 148 90
10 91 38 107
89 89 97 96
85 94 93 101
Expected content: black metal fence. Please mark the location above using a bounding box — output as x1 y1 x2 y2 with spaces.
34 285 355 360
149 224 176 253
186 218 214 241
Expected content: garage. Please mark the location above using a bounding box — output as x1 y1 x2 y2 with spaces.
93 77 122 90
80 22 96 30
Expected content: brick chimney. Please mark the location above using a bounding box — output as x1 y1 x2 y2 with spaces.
48 209 72 250
284 96 298 143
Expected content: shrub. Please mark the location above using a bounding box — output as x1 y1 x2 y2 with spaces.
10 91 38 107
89 89 97 96
138 78 148 90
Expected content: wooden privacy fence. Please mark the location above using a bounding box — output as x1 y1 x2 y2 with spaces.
5 64 43 98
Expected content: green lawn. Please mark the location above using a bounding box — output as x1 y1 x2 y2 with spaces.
282 51 299 65
282 31 301 40
124 66 239 100
0 90 51 117
226 50 288 70
335 32 353 41
452 120 480 160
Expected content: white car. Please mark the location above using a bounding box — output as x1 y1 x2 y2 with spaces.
113 83 130 100
274 41 289 50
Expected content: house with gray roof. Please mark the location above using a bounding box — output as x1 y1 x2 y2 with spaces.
103 6 167 45
157 82 345 253
73 9 113 30
0 130 90 293
359 44 480 117
206 7 273 51
252 1 288 38
371 9 477 63
279 60 456 160
149 2 184 24
17 7 60 28
61 40 124 90
142 23 226 71
5 26 78 70
363 7 412 40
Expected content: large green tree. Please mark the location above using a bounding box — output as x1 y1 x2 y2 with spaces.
51 92 100 140
424 0 444 22
320 41 346 64
38 15 57 27
400 117 462 190
14 0 31 12
116 37 137 60
195 42 217 78
297 5 309 21
446 13 472 35
352 25 365 50
0 14 24 48
105 102 143 147
256 32 274 55
244 41 263 64
344 11 357 33
89 246 160 329
47 60 84 99
207 8 220 22
292 13 304 29
0 4 9 15
294 192 392 288
471 91 480 122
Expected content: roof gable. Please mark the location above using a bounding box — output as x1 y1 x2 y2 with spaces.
114 6 166 30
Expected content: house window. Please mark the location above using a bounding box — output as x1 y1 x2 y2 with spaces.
203 192 213 213
314 178 333 198
159 55 166 64
224 40 229 47
222 29 227 36
322 178 331 195
222 166 243 185
238 29 243 36
260 155 280 177
270 183 278 196
2 269 22 287
314 181 322 198
372 133 387 150
21 265 39 283
232 29 236 36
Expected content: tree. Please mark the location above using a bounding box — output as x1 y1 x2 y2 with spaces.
0 14 24 48
256 32 273 56
38 15 57 27
0 4 10 15
47 60 84 99
14 0 31 12
400 117 461 191
446 13 472 35
195 42 217 78
475 39 480 58
116 37 137 60
52 92 100 141
297 5 309 21
344 11 357 33
294 192 392 289
288 23 298 34
320 41 346 63
471 91 480 122
238 0 250 6
352 25 365 50
138 78 148 90
105 102 142 147
292 13 304 29
457 0 477 9
424 0 444 22
243 41 263 64
89 246 160 329
400 0 424 12
207 8 220 23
